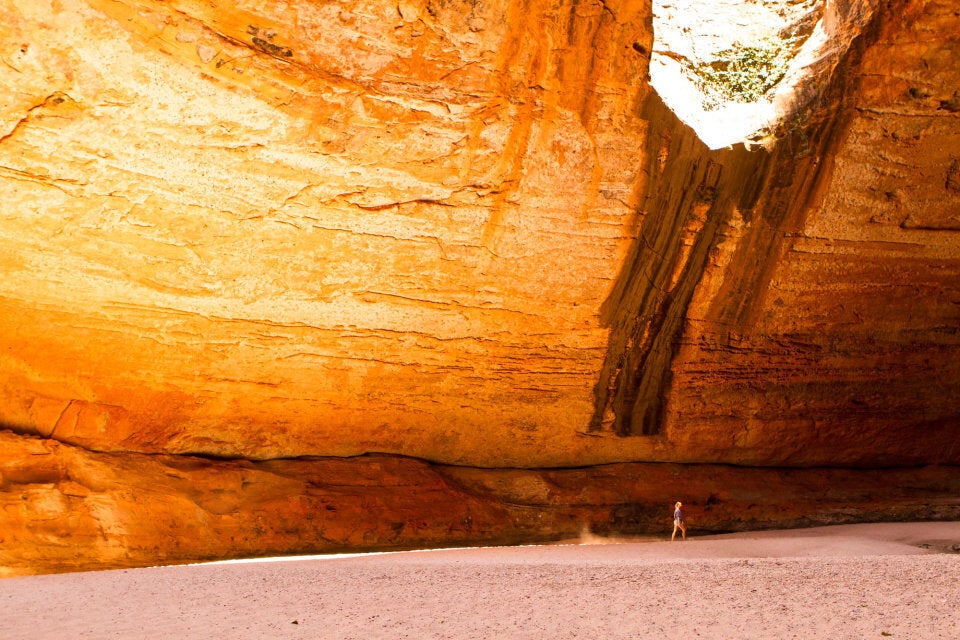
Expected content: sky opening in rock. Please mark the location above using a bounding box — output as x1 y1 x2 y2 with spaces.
650 0 876 149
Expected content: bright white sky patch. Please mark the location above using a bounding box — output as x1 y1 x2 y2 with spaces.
650 0 876 149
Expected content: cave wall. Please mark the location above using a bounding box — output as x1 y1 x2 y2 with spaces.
4 430 959 576
1 0 956 467
1 0 655 467
1 0 958 574
663 0 960 466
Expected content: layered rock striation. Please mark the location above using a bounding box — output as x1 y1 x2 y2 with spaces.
4 430 959 576
1 0 958 574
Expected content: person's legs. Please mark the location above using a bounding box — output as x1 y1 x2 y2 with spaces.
679 522 686 540
671 522 679 541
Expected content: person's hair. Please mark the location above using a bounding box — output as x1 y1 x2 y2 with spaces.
675 501 682 507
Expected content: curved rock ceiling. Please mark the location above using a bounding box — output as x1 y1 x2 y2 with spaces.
1 0 958 574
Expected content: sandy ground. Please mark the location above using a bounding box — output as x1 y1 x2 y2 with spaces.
2 522 959 639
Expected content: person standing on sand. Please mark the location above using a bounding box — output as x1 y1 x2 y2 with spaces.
671 501 686 541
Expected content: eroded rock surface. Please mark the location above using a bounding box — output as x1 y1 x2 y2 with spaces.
3 430 959 576
1 0 652 467
0 0 958 574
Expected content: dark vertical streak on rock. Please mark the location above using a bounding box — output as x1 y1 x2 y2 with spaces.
627 154 770 437
591 91 770 436
589 3 895 438
709 5 880 331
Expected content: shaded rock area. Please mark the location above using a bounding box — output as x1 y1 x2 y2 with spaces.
0 0 958 574
2 430 959 577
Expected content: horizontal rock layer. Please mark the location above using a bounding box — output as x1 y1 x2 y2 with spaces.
3 430 959 577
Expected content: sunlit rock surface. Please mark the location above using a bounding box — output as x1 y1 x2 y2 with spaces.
0 0 958 574
1 0 652 467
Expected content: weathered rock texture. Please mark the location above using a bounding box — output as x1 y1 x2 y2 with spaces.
3 430 959 576
1 0 958 574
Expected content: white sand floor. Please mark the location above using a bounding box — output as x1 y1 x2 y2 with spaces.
2 521 959 639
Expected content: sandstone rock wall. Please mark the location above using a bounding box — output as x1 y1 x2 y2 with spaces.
1 0 956 467
664 0 960 466
4 430 959 576
582 0 960 466
1 0 958 574
1 0 653 466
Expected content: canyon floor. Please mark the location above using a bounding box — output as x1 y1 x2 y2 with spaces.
2 521 958 639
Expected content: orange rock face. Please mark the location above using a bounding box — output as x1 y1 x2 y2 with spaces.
663 0 960 466
0 0 958 574
1 0 652 466
3 430 959 576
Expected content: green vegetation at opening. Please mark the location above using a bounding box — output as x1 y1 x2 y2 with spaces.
690 38 798 110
